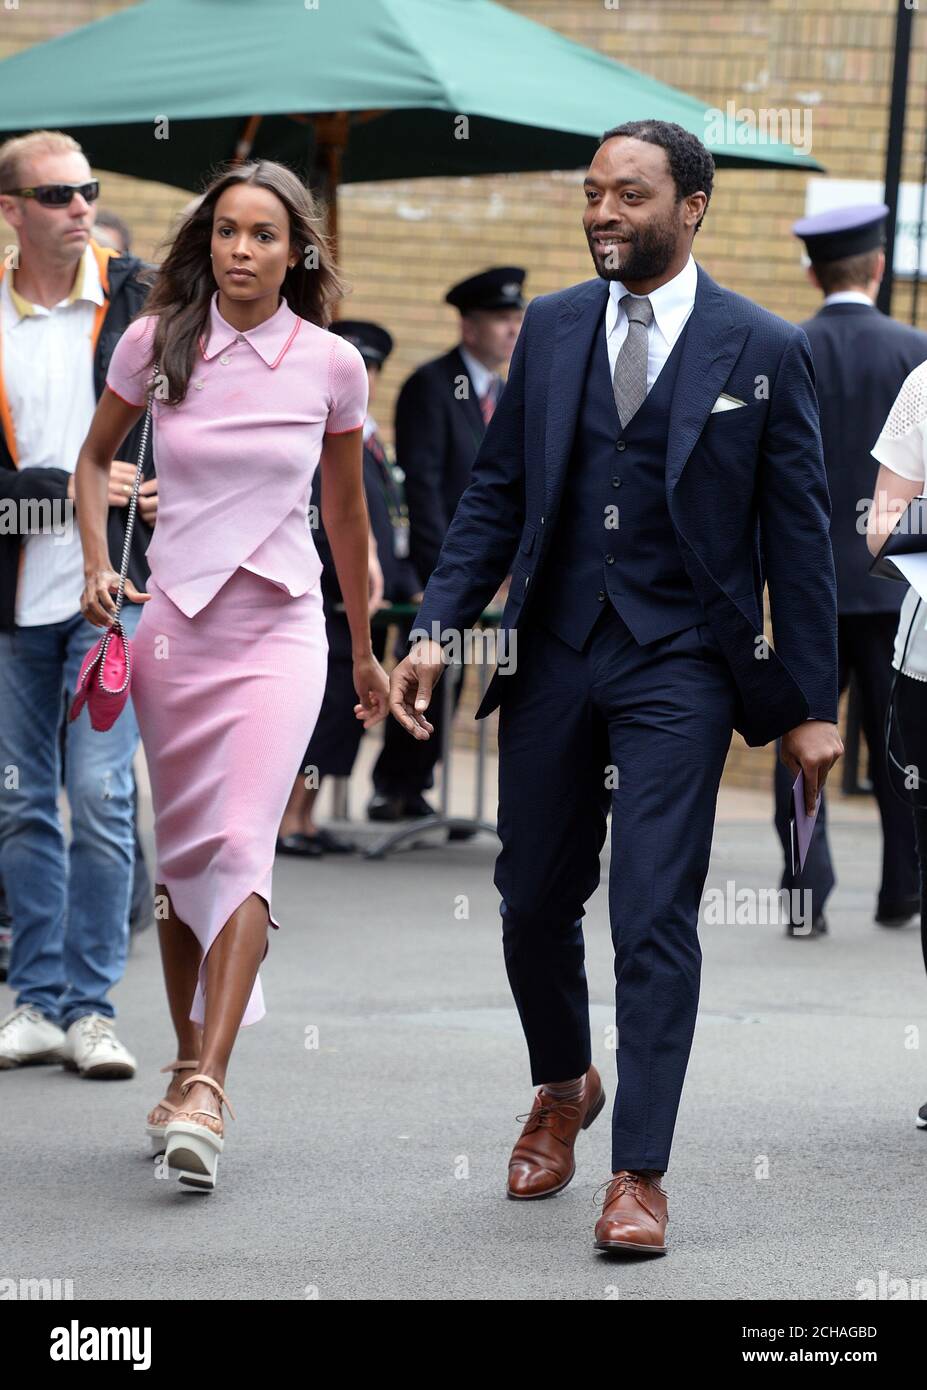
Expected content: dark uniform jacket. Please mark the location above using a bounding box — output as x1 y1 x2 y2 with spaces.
799 300 927 614
395 346 489 585
312 430 422 617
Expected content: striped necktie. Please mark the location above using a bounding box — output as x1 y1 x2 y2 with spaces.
480 378 499 426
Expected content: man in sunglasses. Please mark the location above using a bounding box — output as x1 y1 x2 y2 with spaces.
0 131 157 1079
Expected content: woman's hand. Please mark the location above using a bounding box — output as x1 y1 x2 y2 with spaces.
353 652 390 729
80 567 150 628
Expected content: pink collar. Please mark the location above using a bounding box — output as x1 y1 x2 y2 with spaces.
199 290 300 367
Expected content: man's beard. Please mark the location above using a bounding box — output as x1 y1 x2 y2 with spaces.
590 212 679 283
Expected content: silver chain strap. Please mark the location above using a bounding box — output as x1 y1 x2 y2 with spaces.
96 361 158 695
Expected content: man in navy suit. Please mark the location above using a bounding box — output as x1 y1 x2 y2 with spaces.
773 205 926 936
389 120 843 1255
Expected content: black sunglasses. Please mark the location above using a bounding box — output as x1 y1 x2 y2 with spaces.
1 180 100 207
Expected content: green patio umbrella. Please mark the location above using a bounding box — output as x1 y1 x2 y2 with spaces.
0 0 822 226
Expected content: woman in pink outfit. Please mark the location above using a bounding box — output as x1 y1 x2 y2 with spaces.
74 161 389 1190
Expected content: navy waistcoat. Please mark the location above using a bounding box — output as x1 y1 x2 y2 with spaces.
534 301 704 650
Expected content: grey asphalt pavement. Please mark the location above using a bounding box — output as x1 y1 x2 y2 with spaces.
2 758 925 1300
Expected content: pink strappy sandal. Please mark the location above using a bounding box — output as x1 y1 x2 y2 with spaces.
164 1072 236 1191
146 1059 200 1154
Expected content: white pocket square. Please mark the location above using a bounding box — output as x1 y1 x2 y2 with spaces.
710 393 747 413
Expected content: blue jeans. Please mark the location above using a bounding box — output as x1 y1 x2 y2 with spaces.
0 601 143 1028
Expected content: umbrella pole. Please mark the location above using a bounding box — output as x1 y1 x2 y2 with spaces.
232 115 264 164
310 112 348 273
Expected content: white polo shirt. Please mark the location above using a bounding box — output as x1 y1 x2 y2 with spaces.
1 243 103 625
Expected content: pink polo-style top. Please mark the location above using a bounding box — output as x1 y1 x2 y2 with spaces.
104 290 369 617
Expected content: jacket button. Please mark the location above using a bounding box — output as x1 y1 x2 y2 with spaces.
605 554 615 565
597 590 606 601
615 440 626 451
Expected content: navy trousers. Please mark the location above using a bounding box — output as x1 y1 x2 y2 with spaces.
494 603 738 1172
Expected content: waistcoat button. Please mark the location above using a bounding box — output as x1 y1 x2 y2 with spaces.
605 554 615 565
597 590 606 602
615 440 626 451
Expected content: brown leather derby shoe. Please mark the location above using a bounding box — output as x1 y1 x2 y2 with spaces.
507 1064 606 1200
593 1170 668 1253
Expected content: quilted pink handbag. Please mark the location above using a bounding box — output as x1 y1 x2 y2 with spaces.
68 369 156 732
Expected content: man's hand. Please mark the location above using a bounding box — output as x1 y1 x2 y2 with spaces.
107 459 138 507
106 461 157 523
137 477 158 525
388 638 445 740
779 721 844 814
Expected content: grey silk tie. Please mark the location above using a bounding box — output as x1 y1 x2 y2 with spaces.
612 293 654 428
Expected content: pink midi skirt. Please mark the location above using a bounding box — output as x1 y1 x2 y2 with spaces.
130 566 328 1026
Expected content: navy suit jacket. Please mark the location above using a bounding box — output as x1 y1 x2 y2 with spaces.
413 263 839 748
799 301 927 615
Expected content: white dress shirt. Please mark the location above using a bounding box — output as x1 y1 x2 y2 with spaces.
822 290 874 308
1 243 103 626
605 252 698 392
459 345 501 407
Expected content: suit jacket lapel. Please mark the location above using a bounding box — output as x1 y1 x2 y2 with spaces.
544 279 609 518
542 268 750 521
665 264 748 498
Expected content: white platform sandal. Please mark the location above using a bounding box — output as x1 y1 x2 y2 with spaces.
164 1072 236 1192
146 1058 200 1154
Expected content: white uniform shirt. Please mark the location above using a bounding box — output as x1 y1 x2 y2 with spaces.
459 345 502 408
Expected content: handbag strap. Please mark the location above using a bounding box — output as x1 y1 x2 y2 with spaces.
109 360 158 625
95 361 158 692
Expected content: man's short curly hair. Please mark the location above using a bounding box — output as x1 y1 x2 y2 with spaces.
599 120 715 235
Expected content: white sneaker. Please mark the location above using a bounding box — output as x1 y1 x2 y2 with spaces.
61 1013 137 1079
0 1004 66 1068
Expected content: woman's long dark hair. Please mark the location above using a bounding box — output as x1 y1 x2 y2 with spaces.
136 160 345 405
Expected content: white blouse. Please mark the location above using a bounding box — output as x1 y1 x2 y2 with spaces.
870 360 927 682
